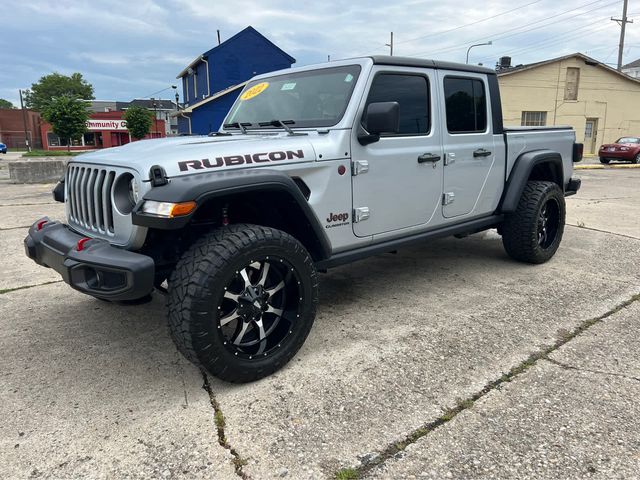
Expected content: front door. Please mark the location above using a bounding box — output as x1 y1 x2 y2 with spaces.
584 118 598 154
439 72 496 219
351 67 444 237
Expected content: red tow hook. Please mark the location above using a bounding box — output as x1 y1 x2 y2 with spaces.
36 220 48 231
76 237 91 251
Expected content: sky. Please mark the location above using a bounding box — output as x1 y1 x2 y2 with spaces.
1 0 638 107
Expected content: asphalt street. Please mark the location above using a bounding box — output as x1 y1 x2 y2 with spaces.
0 168 638 479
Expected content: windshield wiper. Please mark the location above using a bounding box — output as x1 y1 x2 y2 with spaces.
258 119 306 136
222 122 252 134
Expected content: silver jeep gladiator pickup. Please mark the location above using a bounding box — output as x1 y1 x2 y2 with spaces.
25 56 582 383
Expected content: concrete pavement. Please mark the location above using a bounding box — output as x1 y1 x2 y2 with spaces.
0 169 639 479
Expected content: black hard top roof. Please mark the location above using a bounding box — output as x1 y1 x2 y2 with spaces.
370 55 496 75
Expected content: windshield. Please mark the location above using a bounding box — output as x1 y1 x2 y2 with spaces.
616 137 640 144
226 65 361 129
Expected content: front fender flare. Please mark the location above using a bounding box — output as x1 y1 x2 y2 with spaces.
132 169 331 260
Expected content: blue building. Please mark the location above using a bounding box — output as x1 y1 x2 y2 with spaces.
175 26 295 134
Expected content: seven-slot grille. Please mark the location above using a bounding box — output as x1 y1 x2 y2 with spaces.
66 165 116 235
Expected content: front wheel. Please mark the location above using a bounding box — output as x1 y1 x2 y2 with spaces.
501 181 565 264
599 157 610 164
167 224 318 383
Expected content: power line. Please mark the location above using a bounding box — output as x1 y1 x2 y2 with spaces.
410 0 621 58
476 10 638 65
394 0 544 46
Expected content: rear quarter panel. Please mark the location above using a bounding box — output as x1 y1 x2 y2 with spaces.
505 127 576 187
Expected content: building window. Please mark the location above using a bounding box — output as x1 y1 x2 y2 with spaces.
83 133 96 146
444 77 487 133
521 111 547 126
564 67 580 101
364 74 430 135
47 132 60 147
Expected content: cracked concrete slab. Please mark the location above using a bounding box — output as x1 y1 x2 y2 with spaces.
0 228 62 291
2 167 639 479
0 284 237 480
368 301 640 480
0 203 65 230
211 226 640 479
566 170 640 239
548 301 640 384
0 183 56 206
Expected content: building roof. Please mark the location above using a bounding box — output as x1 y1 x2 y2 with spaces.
175 81 248 115
497 52 640 84
176 26 296 79
622 58 640 69
121 99 176 110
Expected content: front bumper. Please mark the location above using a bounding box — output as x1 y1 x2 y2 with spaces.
24 217 155 301
598 150 635 161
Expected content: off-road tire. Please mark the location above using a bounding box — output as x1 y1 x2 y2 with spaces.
501 181 565 264
167 224 319 383
599 157 610 164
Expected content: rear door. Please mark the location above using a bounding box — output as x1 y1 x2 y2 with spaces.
438 72 495 218
351 67 444 237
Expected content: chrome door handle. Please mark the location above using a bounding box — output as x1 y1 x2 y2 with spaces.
418 153 441 164
473 148 492 158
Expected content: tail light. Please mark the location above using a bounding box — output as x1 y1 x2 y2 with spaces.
572 143 584 163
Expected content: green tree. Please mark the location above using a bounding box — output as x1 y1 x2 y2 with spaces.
123 106 153 140
42 95 91 152
0 98 15 109
24 72 94 112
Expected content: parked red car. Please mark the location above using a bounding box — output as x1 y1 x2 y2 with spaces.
599 137 640 164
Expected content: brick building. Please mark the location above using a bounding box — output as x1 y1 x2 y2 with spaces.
41 111 165 150
0 109 44 149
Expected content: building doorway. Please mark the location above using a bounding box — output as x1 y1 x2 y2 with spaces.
584 118 599 154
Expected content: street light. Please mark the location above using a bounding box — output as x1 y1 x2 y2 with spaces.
466 41 492 64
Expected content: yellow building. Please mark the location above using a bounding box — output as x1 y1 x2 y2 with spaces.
498 53 640 155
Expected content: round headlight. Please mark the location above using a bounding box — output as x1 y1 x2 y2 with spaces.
129 177 140 204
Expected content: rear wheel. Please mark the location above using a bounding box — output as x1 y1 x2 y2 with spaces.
633 153 640 164
599 157 610 164
501 181 565 264
167 224 318 383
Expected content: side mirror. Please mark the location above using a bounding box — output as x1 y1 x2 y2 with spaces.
358 101 400 145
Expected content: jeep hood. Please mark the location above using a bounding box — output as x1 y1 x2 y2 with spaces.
72 133 317 178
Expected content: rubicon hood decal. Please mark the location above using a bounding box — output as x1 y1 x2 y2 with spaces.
179 149 305 172
72 133 317 177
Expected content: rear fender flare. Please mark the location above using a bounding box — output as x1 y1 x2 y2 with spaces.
499 150 564 213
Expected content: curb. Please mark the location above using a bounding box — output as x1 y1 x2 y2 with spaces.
575 164 640 170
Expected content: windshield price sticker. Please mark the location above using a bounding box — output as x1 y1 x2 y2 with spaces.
281 82 297 91
241 82 269 101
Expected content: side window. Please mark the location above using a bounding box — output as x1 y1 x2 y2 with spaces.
444 77 487 134
364 74 430 135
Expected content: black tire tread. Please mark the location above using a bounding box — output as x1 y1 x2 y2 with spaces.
501 181 565 264
167 224 318 383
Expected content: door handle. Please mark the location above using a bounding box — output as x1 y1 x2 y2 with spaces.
418 153 441 164
473 148 492 158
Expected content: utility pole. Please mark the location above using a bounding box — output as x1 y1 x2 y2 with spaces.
612 0 633 71
18 89 31 152
385 32 394 56
217 30 221 45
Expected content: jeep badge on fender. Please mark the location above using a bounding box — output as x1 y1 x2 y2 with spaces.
23 56 581 383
